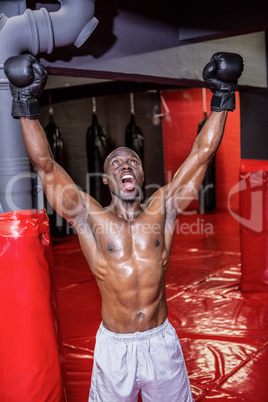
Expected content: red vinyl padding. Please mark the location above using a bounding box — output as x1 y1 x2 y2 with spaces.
0 209 65 401
239 160 268 292
52 212 268 401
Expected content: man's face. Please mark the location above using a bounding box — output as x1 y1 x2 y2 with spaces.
103 147 144 201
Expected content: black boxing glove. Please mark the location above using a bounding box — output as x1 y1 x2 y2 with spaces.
4 54 47 119
203 52 244 112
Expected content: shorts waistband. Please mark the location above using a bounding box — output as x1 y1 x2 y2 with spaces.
98 318 170 342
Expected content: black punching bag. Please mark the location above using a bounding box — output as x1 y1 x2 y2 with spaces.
198 112 216 213
125 94 144 200
44 107 67 237
86 107 110 206
125 93 144 162
125 112 144 162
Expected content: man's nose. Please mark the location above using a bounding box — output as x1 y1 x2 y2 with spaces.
121 162 132 170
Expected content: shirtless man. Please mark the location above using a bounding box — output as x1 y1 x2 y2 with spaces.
4 52 243 401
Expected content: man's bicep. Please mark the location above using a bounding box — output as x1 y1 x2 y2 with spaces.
165 152 207 215
39 161 86 224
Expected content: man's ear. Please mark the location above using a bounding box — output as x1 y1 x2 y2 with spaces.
102 174 108 185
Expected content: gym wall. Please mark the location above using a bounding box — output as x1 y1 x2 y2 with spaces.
161 88 241 213
39 87 240 213
39 90 165 206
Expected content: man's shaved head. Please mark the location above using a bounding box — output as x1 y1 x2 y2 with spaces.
103 147 142 173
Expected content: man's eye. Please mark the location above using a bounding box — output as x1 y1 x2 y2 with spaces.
112 160 119 165
131 159 138 164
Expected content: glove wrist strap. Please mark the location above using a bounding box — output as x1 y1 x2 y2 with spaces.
11 98 40 120
211 92 235 112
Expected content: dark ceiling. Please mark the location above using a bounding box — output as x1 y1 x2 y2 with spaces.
2 1 267 99
34 0 268 61
43 0 268 99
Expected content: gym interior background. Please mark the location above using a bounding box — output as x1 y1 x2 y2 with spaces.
1 1 268 401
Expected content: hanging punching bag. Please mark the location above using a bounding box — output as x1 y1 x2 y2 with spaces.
86 110 110 206
44 107 67 237
125 101 145 202
125 112 144 162
198 112 216 213
0 209 65 401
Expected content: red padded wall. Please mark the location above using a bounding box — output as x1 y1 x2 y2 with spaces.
161 88 241 212
239 160 268 292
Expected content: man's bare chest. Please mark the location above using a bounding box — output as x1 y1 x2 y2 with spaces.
93 217 164 258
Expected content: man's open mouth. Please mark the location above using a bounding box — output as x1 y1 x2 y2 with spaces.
122 174 135 191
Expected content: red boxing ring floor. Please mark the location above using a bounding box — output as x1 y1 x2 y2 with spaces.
52 211 268 401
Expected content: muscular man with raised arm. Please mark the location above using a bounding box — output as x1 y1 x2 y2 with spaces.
4 52 243 402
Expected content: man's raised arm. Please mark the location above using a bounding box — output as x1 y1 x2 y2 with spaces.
4 54 88 228
165 52 244 217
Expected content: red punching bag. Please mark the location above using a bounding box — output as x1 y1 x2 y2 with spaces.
0 209 65 401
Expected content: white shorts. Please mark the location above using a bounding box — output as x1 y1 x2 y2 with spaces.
88 318 193 402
